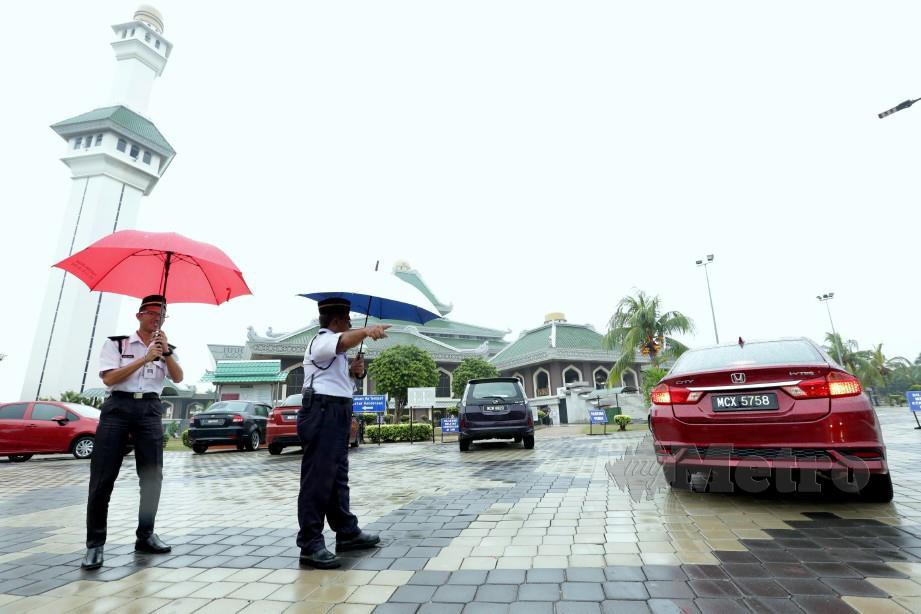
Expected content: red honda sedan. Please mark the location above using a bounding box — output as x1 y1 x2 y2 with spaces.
650 338 892 501
0 401 102 462
267 393 359 455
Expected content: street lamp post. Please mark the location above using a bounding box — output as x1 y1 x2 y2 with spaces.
695 254 719 344
816 292 844 365
879 97 921 119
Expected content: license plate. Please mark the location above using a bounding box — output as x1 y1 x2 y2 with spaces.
483 405 507 413
284 414 297 421
711 393 779 411
204 419 223 425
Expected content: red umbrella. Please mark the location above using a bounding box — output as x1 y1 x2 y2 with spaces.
54 229 252 305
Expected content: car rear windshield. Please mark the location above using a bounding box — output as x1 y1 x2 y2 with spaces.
282 394 302 406
467 381 525 403
205 401 249 412
670 340 825 375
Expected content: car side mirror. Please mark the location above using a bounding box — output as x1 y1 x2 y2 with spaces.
53 416 67 424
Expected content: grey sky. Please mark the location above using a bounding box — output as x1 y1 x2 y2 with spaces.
2 1 919 400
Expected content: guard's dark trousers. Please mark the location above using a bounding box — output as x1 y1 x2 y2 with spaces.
86 395 164 548
296 395 359 553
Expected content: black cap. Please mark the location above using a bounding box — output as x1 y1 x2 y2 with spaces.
318 297 351 313
139 294 166 310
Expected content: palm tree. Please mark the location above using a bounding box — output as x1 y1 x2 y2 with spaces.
823 333 867 375
602 291 694 386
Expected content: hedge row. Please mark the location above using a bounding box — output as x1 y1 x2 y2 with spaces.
365 424 433 443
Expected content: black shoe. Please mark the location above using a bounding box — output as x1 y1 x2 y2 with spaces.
81 546 104 570
336 531 380 552
299 548 341 569
135 534 172 554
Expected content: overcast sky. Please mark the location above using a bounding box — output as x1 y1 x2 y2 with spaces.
2 1 920 400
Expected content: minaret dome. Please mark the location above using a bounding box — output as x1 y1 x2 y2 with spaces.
134 5 164 33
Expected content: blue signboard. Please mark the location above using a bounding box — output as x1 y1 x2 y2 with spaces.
441 417 459 433
907 391 921 412
589 409 608 424
353 395 387 413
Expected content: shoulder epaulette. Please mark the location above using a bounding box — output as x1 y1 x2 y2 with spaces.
108 335 129 354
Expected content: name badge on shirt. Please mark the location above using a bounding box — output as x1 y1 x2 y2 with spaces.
121 354 134 358
143 363 156 379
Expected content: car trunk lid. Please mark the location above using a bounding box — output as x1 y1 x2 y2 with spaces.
664 364 833 424
196 412 240 427
465 400 529 426
272 406 299 425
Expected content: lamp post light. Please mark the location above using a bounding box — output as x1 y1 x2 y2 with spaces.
695 254 719 344
816 292 844 365
879 97 921 119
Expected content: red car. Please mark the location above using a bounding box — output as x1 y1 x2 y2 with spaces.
0 401 102 462
650 338 892 502
267 393 360 455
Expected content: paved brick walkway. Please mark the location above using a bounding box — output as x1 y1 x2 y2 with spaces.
1 409 920 613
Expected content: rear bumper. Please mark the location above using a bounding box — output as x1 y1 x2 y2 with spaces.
188 426 248 445
654 446 888 474
650 402 888 475
460 425 534 440
267 433 301 448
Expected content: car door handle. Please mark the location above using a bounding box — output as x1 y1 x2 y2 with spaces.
25 424 38 428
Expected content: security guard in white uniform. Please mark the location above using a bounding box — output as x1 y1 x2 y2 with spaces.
296 298 390 568
82 294 184 570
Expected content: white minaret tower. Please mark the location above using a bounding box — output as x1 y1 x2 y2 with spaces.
21 6 176 400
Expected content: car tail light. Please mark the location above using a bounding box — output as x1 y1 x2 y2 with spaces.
459 416 466 430
783 371 862 399
827 371 862 397
232 414 244 423
651 384 703 405
527 411 533 426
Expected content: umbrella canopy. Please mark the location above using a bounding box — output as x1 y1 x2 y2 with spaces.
54 230 251 305
300 269 442 324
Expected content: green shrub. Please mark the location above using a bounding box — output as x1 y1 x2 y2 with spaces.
359 413 378 425
613 415 631 428
446 406 459 416
366 424 433 443
181 429 192 448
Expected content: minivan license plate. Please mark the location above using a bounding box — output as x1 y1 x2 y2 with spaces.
711 393 779 411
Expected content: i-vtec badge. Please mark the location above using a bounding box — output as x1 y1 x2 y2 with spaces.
730 373 746 384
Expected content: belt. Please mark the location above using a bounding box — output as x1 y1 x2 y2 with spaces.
311 393 352 406
111 391 160 400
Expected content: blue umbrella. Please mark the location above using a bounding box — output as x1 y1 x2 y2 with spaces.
300 266 442 356
298 290 441 325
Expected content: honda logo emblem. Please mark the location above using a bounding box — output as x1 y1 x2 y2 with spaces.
731 373 746 384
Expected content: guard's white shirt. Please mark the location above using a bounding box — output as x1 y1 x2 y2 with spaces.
98 332 178 395
303 329 353 398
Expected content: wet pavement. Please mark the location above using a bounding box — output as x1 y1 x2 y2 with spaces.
1 407 920 613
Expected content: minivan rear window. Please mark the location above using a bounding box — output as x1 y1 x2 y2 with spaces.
467 381 525 403
670 340 824 375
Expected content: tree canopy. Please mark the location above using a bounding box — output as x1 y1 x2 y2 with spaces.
451 357 499 398
367 345 438 417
